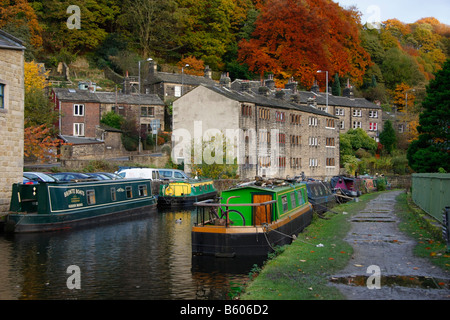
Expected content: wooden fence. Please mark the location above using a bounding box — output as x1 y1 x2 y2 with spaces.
411 173 450 223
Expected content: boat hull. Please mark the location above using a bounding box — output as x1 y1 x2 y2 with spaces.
192 204 313 257
6 200 157 233
158 191 217 208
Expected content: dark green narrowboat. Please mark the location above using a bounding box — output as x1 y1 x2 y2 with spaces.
192 179 313 257
6 178 157 233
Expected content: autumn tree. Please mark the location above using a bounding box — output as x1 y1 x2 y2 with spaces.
0 0 42 59
238 0 371 88
24 61 58 127
24 122 64 163
177 56 205 76
407 59 450 173
390 83 416 112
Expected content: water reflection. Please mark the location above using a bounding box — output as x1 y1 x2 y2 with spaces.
0 208 266 300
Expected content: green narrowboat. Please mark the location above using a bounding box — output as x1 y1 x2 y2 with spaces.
5 178 157 233
158 179 217 208
192 179 313 257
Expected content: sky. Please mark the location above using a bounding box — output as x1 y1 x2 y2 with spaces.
334 0 450 25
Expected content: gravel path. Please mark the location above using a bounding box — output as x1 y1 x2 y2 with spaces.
330 190 450 300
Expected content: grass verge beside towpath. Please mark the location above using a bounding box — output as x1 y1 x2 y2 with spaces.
239 191 386 300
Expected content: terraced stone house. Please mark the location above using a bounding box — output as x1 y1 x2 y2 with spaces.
0 30 25 212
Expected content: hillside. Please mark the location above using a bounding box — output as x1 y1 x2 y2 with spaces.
1 0 449 106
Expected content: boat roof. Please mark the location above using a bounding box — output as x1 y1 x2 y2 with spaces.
225 179 305 194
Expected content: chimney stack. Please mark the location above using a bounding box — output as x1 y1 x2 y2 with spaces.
204 65 212 79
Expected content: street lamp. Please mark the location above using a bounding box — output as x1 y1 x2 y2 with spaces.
317 70 328 113
405 88 415 113
138 57 153 94
181 64 189 96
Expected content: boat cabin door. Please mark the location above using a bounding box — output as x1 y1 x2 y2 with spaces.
252 194 273 225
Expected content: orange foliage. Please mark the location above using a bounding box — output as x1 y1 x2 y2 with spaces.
177 56 205 76
0 0 42 48
24 123 66 162
238 0 371 88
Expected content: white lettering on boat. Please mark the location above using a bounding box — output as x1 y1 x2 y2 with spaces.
64 189 85 198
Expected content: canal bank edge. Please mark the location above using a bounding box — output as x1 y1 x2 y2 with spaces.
239 190 450 300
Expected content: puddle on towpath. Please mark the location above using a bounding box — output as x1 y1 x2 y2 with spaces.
330 275 449 290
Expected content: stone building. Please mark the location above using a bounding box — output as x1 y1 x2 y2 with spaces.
145 61 216 100
172 76 341 180
0 30 25 212
52 87 165 139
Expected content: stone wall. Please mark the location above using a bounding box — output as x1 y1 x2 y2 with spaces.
0 48 24 212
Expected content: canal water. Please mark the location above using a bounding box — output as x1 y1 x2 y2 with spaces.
0 208 266 300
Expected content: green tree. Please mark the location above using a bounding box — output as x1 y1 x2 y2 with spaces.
381 47 425 89
379 119 397 154
407 59 450 173
332 73 341 96
100 111 124 130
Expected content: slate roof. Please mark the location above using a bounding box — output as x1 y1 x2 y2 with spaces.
0 30 26 51
147 71 217 87
53 88 165 105
230 79 381 110
203 85 339 118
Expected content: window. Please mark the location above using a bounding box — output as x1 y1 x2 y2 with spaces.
0 84 5 109
73 123 85 136
308 117 318 126
111 187 116 201
126 186 133 198
369 122 378 131
87 190 96 205
290 114 301 125
326 119 335 128
74 104 84 116
174 86 181 97
352 121 362 129
278 157 286 168
281 195 288 212
335 108 344 116
141 106 155 118
138 185 148 197
326 137 335 147
369 110 378 118
241 105 252 117
275 111 285 122
278 133 286 144
309 158 318 167
290 157 301 169
290 192 296 208
298 190 304 205
352 109 362 117
290 135 301 146
326 158 336 167
259 108 270 120
309 137 318 146
340 121 345 130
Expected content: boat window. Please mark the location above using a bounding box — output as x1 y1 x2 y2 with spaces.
111 187 116 201
126 186 133 198
290 192 296 208
87 190 96 205
298 190 304 205
281 195 288 212
138 185 148 197
199 185 202 191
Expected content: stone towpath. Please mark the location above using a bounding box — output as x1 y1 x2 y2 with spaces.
330 190 450 300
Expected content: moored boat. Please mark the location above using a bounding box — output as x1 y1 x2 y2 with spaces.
5 178 157 233
192 179 313 257
304 180 337 213
330 176 360 201
158 179 217 208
